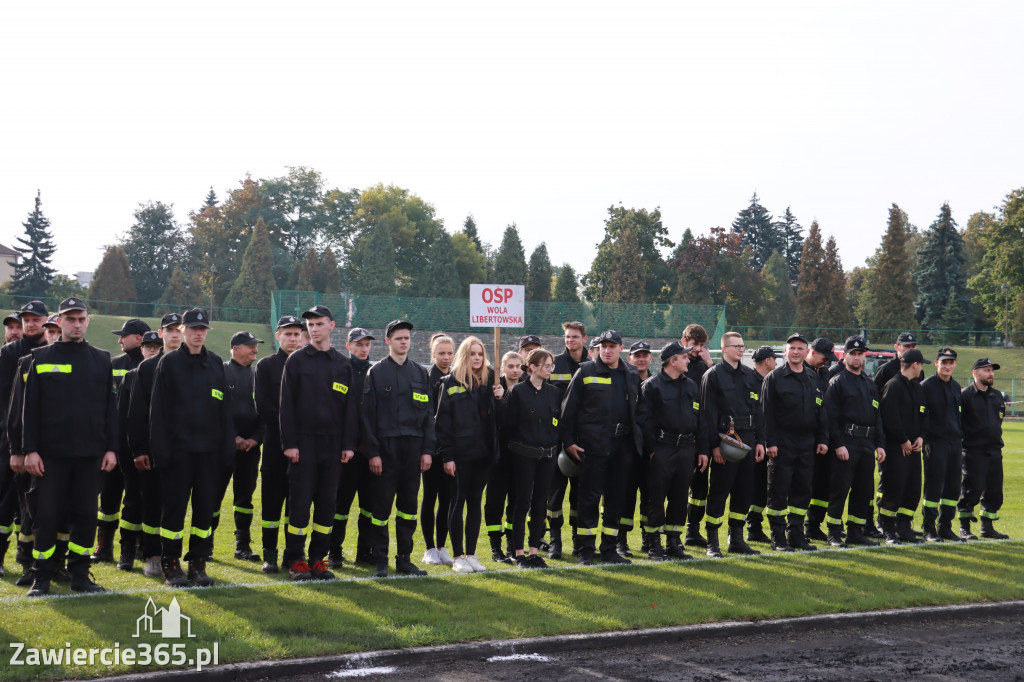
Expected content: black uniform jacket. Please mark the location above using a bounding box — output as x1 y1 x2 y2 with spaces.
111 346 144 393
117 367 139 466
359 354 436 459
762 362 828 448
254 348 287 442
279 344 358 452
549 347 588 400
922 375 963 442
149 345 234 468
428 363 448 409
435 375 498 464
5 354 35 458
827 363 846 380
0 334 46 452
127 350 162 458
874 356 923 390
880 373 927 446
641 369 700 456
559 358 644 458
502 379 561 449
23 340 118 460
224 359 263 444
825 370 885 451
961 383 1004 451
698 360 765 455
686 355 712 384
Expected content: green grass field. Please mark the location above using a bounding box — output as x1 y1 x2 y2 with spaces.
1 424 1021 680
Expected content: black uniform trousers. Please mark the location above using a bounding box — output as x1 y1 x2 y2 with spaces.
687 465 709 526
0 465 18 542
159 452 217 561
212 449 260 537
825 440 875 528
766 436 815 531
31 456 101 575
706 429 756 529
260 427 290 554
878 442 922 520
620 453 647 532
332 453 371 554
484 449 514 539
367 436 422 565
546 467 578 538
420 457 450 549
806 450 833 527
448 457 491 556
118 449 162 556
923 439 962 526
958 449 1003 520
644 443 695 534
511 452 557 551
96 465 124 534
749 456 768 525
284 434 342 566
576 436 634 554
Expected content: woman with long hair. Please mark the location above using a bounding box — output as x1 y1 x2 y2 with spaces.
435 336 504 573
484 351 523 563
421 334 455 566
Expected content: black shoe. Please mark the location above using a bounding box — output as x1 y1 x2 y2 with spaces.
938 524 965 542
639 531 651 555
980 519 1009 540
491 547 513 564
845 525 878 547
27 577 50 597
684 524 707 548
53 566 71 583
395 555 427 576
289 560 313 581
727 527 761 555
805 523 828 543
514 554 534 569
827 526 847 548
70 570 106 593
162 558 189 587
880 518 901 545
616 540 633 558
600 549 630 564
372 564 389 578
864 524 884 540
355 552 375 566
788 528 817 551
527 553 549 569
746 525 772 544
665 536 692 560
16 564 33 587
705 527 723 559
328 547 345 569
90 526 115 563
117 545 136 571
577 548 595 566
548 538 563 560
235 544 262 562
537 540 551 553
188 558 214 587
310 559 336 580
897 518 923 544
770 528 793 552
262 550 280 573
922 523 942 542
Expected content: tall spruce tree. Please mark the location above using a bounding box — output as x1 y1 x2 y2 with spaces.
795 221 826 328
121 201 188 304
89 245 137 313
462 214 483 252
355 222 397 296
10 191 57 297
866 204 916 331
493 223 528 284
292 248 320 291
204 186 219 208
422 231 461 299
732 192 784 271
156 267 193 315
451 232 487 296
774 206 804 284
318 247 342 294
821 235 852 329
582 205 672 303
224 218 278 312
913 203 969 339
760 250 796 329
553 264 580 303
527 243 553 301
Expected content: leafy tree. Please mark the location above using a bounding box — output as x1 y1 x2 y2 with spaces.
258 167 355 261
583 205 673 303
493 223 528 285
913 203 969 339
527 243 553 301
319 247 341 294
774 206 804 284
821 235 853 329
760 250 796 329
969 188 1024 338
89 245 137 312
122 200 188 305
292 248 320 291
669 227 765 322
603 229 645 303
156 267 193 315
863 204 916 331
732 192 784 271
224 218 278 313
462 214 483 252
553 263 580 303
422 230 461 299
9 191 57 298
189 175 260 306
795 221 826 328
353 222 397 296
451 232 487 296
962 211 997 333
46 274 89 301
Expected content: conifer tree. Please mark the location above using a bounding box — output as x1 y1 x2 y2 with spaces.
292 248 320 291
866 204 916 330
795 221 826 328
760 250 796 329
732 192 784 271
89 246 137 313
422 231 461 299
224 218 278 312
156 267 192 315
493 223 528 285
821 235 853 329
913 203 969 339
527 243 553 301
10 191 57 298
318 247 342 294
355 222 397 296
774 206 804 284
553 264 580 303
462 214 483 252
603 229 645 303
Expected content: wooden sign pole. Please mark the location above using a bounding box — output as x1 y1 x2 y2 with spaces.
493 327 501 384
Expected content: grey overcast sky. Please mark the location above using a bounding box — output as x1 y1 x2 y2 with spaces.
1 1 1021 281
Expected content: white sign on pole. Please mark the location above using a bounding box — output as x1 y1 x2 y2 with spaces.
469 284 525 328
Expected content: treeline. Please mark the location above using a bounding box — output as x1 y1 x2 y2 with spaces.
6 169 1024 340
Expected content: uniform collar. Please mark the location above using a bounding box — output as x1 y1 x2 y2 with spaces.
302 344 337 360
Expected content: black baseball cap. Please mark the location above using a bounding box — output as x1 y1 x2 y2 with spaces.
182 308 211 329
630 340 652 354
589 337 602 348
660 341 690 363
43 314 60 328
348 327 375 343
112 318 150 336
786 332 809 345
276 315 303 329
58 297 87 313
972 358 1000 371
141 330 162 345
752 345 779 362
901 348 925 365
160 313 182 328
519 335 542 349
897 332 918 345
385 319 413 338
302 305 333 321
845 336 869 352
230 331 263 346
936 347 958 361
596 330 623 345
810 338 838 362
3 312 20 326
20 301 48 317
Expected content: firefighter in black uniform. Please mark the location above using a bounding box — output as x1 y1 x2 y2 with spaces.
762 333 829 552
329 327 375 568
921 347 964 542
212 331 265 562
640 342 705 560
3 311 21 343
746 345 778 544
360 319 436 578
127 313 184 578
559 330 644 566
958 358 1009 540
92 318 149 563
278 305 357 581
544 321 588 559
23 298 118 596
823 336 886 547
114 330 162 571
149 308 234 587
254 315 305 573
682 323 715 548
804 337 838 544
878 348 926 545
699 332 765 557
874 332 924 390
619 340 653 557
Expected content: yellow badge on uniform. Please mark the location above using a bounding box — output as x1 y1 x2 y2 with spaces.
815 397 822 406
919 405 925 413
412 392 428 402
552 417 559 427
211 389 224 400
333 382 349 394
749 392 758 401
872 400 879 409
693 401 700 411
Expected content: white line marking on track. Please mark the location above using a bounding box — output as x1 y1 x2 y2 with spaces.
486 653 553 662
326 666 397 678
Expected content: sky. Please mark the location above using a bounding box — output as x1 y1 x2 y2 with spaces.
1 1 1022 283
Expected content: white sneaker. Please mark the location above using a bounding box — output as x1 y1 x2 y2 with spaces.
143 556 162 577
422 548 441 565
467 555 487 572
436 547 454 566
453 556 475 573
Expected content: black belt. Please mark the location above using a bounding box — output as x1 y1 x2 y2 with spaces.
844 424 875 438
657 430 695 446
509 441 559 459
613 423 632 437
720 415 754 430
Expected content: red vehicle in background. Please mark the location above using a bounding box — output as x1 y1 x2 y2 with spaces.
738 347 896 379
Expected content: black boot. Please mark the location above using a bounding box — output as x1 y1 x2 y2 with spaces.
896 516 923 544
846 523 878 546
327 543 345 569
118 529 138 571
599 547 631 564
639 528 651 555
395 554 427 576
505 529 515 558
959 517 977 540
665 533 692 560
162 557 189 587
704 525 723 558
770 526 793 552
922 519 942 543
938 520 964 542
787 525 817 551
490 533 511 563
0 534 7 577
647 532 667 561
615 528 633 558
52 540 71 583
980 518 1009 540
881 516 901 545
27 559 53 597
234 514 261 562
727 525 761 555
188 557 214 586
746 520 771 544
827 524 847 548
865 508 884 539
548 530 563 560
262 549 279 574
684 521 707 548
805 520 828 543
69 556 106 593
15 541 34 586
90 523 115 563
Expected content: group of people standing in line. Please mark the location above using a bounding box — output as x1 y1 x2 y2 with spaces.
0 301 1010 596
